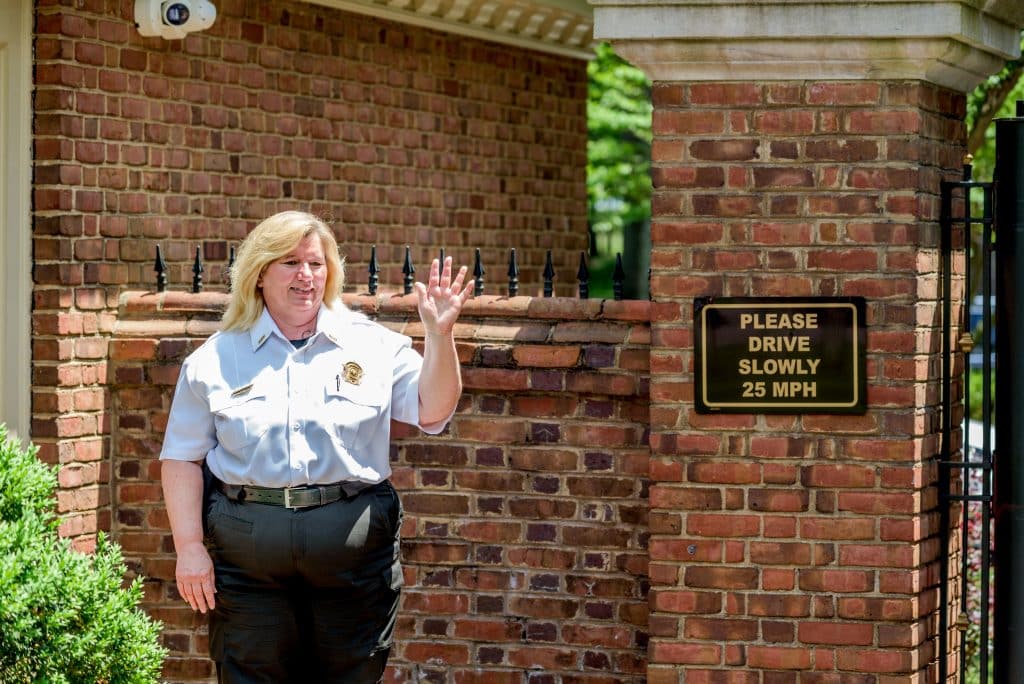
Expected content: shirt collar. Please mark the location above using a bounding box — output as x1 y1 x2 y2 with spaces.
249 301 354 351
317 301 356 349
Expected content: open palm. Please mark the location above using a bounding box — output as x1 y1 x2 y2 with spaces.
414 257 474 336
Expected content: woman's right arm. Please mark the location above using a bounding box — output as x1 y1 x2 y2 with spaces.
162 459 216 613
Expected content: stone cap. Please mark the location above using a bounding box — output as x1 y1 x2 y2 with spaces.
591 0 1023 91
116 291 651 323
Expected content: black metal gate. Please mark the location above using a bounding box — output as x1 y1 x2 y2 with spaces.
939 159 995 684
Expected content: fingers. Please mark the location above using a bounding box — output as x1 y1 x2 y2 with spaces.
200 580 217 612
429 258 440 291
420 258 473 304
178 577 216 613
177 571 216 612
460 279 475 303
176 549 216 613
440 257 451 287
451 265 468 293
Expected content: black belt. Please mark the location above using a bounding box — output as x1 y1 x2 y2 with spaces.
216 480 380 509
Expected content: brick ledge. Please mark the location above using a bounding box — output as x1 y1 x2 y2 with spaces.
117 291 651 323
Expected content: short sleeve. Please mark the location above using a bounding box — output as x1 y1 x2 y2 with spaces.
160 358 217 462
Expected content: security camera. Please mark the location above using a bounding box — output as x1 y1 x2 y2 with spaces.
135 0 216 40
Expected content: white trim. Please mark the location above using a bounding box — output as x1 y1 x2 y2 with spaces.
0 0 32 440
609 36 1011 91
592 2 1020 55
303 0 594 59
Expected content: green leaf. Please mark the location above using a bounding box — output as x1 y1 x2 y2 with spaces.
588 43 652 246
0 425 167 683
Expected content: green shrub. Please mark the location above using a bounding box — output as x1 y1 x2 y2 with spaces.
0 424 167 683
967 369 995 423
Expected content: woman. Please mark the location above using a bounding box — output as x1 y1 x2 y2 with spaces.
160 211 471 682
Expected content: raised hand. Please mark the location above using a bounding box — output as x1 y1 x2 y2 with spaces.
413 257 474 336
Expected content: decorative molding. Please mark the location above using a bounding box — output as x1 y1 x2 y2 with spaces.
0 0 32 440
591 0 1023 91
305 0 594 59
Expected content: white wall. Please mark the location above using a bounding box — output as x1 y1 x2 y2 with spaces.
0 0 32 440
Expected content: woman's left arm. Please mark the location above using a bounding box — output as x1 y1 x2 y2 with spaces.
414 257 474 425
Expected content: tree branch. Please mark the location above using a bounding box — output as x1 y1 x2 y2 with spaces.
968 64 1024 155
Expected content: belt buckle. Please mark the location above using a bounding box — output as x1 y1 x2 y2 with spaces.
283 487 300 509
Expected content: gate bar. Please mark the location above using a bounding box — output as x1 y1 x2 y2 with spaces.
939 160 995 684
994 100 1024 684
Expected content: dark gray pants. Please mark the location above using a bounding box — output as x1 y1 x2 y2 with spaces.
204 481 402 684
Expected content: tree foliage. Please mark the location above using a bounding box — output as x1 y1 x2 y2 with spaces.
587 42 652 239
966 30 1024 182
0 425 167 683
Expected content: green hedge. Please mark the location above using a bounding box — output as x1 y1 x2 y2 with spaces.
0 425 166 683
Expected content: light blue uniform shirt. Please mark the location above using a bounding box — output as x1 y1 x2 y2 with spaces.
160 302 449 487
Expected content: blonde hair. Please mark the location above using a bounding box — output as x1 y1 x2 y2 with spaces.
222 211 345 331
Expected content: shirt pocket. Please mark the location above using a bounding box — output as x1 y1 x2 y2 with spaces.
209 387 275 452
324 375 389 451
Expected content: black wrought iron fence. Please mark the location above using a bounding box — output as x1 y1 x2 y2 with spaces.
153 245 631 300
939 157 994 684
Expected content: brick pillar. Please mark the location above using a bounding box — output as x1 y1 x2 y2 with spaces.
645 78 964 682
592 1 1023 681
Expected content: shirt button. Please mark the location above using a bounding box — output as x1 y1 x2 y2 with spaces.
292 423 301 431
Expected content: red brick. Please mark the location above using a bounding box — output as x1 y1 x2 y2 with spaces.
747 594 811 618
837 491 917 515
401 591 471 615
750 542 812 565
453 418 526 443
807 82 881 105
752 167 814 188
651 590 723 615
798 569 874 593
688 461 761 484
798 621 874 646
461 367 530 391
835 648 913 673
748 489 809 512
684 617 758 641
746 646 811 670
650 641 722 665
685 566 758 590
846 109 921 134
403 642 470 665
692 194 761 217
687 514 760 538
652 166 726 189
690 83 763 106
649 486 722 510
652 111 725 135
689 139 760 161
109 339 157 361
511 345 580 368
838 544 917 568
753 110 815 134
801 464 877 488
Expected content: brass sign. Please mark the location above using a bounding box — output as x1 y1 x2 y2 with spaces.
695 297 867 414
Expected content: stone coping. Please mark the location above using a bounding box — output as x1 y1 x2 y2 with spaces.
117 291 651 323
592 0 1023 91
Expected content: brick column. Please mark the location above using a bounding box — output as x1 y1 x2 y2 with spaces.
592 0 1022 681
646 78 964 682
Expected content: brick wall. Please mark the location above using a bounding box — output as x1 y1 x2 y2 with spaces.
111 292 650 682
32 0 588 551
645 80 966 682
